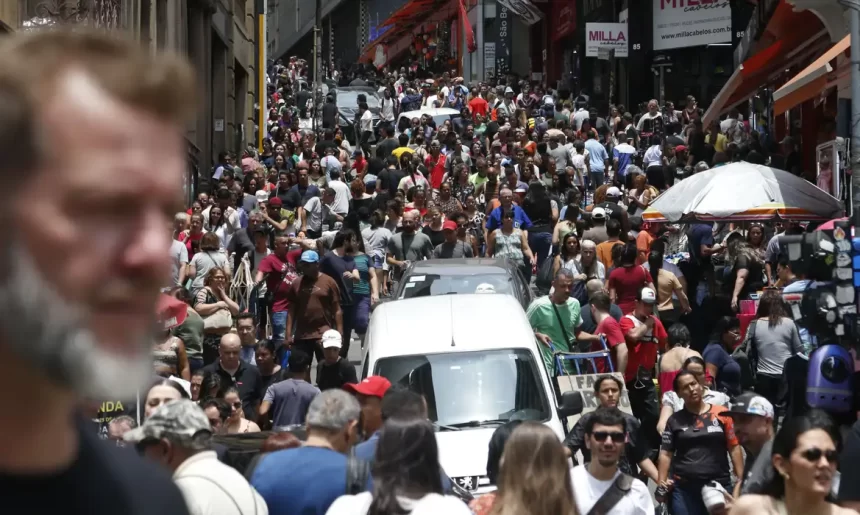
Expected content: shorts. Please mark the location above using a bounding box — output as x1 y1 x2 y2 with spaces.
372 254 384 269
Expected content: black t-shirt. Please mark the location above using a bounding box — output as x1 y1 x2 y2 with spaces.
422 226 446 248
377 168 405 197
840 420 860 502
726 255 765 299
661 404 737 484
285 184 320 211
319 252 355 307
296 90 312 117
0 420 189 515
317 359 358 391
314 140 337 157
321 103 338 128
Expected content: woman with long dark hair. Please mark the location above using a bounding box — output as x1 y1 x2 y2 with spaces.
731 412 850 515
607 243 653 314
469 421 524 515
521 182 556 272
326 418 471 514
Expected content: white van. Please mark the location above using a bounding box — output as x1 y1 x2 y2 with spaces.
361 293 582 494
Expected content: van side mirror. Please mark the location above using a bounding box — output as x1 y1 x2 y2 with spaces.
557 391 584 419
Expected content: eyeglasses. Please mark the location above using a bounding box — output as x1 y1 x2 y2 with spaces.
591 431 626 444
800 448 838 464
231 401 243 409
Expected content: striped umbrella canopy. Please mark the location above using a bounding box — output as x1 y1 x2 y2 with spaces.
642 162 843 223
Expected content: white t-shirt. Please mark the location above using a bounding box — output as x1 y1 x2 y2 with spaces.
360 110 374 133
174 451 267 515
327 180 351 215
325 492 470 515
570 465 655 515
170 239 189 287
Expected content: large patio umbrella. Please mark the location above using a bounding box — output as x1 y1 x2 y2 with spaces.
642 162 843 223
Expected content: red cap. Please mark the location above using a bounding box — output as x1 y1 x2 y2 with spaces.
343 376 391 398
268 197 283 208
156 294 187 330
442 220 458 231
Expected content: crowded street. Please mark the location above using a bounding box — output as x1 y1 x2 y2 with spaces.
5 1 860 515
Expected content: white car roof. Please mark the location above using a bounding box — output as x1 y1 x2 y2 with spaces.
368 294 535 359
398 107 461 119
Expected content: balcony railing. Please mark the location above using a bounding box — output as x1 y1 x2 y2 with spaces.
21 0 121 30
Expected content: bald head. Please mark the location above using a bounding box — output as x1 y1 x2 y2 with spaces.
219 333 241 369
586 279 605 299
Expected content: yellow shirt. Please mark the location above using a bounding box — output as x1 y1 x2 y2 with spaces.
392 147 414 160
706 133 727 153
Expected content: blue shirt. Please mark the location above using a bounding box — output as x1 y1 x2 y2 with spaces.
252 446 365 515
354 432 454 492
486 205 532 232
584 139 609 172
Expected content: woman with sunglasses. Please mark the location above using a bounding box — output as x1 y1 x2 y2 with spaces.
222 386 260 434
731 412 851 515
657 370 744 514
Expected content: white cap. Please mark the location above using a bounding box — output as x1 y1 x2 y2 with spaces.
592 207 607 220
504 87 514 94
255 190 269 203
606 186 622 197
321 329 342 349
638 287 657 304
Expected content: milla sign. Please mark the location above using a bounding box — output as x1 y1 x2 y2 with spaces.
585 23 628 58
653 0 732 51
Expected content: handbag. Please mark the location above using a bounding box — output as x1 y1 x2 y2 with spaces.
535 254 556 296
203 308 233 331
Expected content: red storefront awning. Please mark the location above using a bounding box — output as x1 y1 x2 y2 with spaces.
359 0 447 63
773 35 850 115
703 0 828 126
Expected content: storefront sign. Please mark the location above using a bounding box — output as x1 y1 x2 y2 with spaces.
585 22 628 58
496 0 543 26
484 42 496 75
494 5 512 75
550 0 576 42
653 0 732 51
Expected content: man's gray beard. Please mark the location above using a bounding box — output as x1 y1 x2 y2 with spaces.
0 243 153 400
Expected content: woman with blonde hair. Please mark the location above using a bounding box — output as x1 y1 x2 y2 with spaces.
487 422 578 515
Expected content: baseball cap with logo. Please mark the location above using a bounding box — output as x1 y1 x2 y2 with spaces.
725 392 774 419
321 329 342 349
300 250 320 263
592 207 607 220
343 376 392 398
156 294 187 331
606 186 622 198
123 399 211 443
637 287 657 304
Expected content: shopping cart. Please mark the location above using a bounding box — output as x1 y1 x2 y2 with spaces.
549 335 615 378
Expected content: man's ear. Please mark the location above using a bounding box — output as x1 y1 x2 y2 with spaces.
584 434 592 451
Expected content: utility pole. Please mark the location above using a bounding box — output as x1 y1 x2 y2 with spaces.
840 0 860 224
313 0 322 133
255 0 266 152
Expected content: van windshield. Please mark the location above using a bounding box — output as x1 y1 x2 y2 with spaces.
399 273 514 299
374 349 551 428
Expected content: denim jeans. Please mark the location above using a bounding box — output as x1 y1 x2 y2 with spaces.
528 231 553 273
670 482 710 515
271 310 287 345
353 294 372 335
590 170 606 190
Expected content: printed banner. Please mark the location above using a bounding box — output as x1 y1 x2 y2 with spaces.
497 0 543 26
585 22 628 58
494 4 512 76
557 373 634 429
653 0 732 51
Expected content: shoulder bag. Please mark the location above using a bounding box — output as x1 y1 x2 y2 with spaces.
201 287 233 331
586 473 635 515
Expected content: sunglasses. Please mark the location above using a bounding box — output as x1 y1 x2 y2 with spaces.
231 401 243 409
800 448 838 464
591 431 626 443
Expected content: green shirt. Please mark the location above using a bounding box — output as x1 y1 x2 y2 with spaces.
353 254 372 295
172 308 204 360
526 295 582 374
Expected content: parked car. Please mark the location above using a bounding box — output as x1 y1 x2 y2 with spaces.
391 258 533 311
329 86 381 146
395 107 464 138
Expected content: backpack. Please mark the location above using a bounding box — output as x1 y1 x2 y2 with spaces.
806 344 855 413
732 320 758 390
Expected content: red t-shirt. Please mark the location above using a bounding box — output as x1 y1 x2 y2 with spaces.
425 154 448 189
469 97 489 120
257 249 302 313
179 231 204 259
619 314 667 382
592 316 626 374
607 265 650 314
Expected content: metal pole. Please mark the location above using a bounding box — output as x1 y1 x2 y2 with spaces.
313 0 322 133
255 0 266 153
845 2 860 224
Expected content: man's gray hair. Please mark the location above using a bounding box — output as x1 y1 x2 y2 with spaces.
306 389 361 432
695 161 710 173
554 268 575 282
174 212 188 223
164 431 212 453
109 415 137 429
